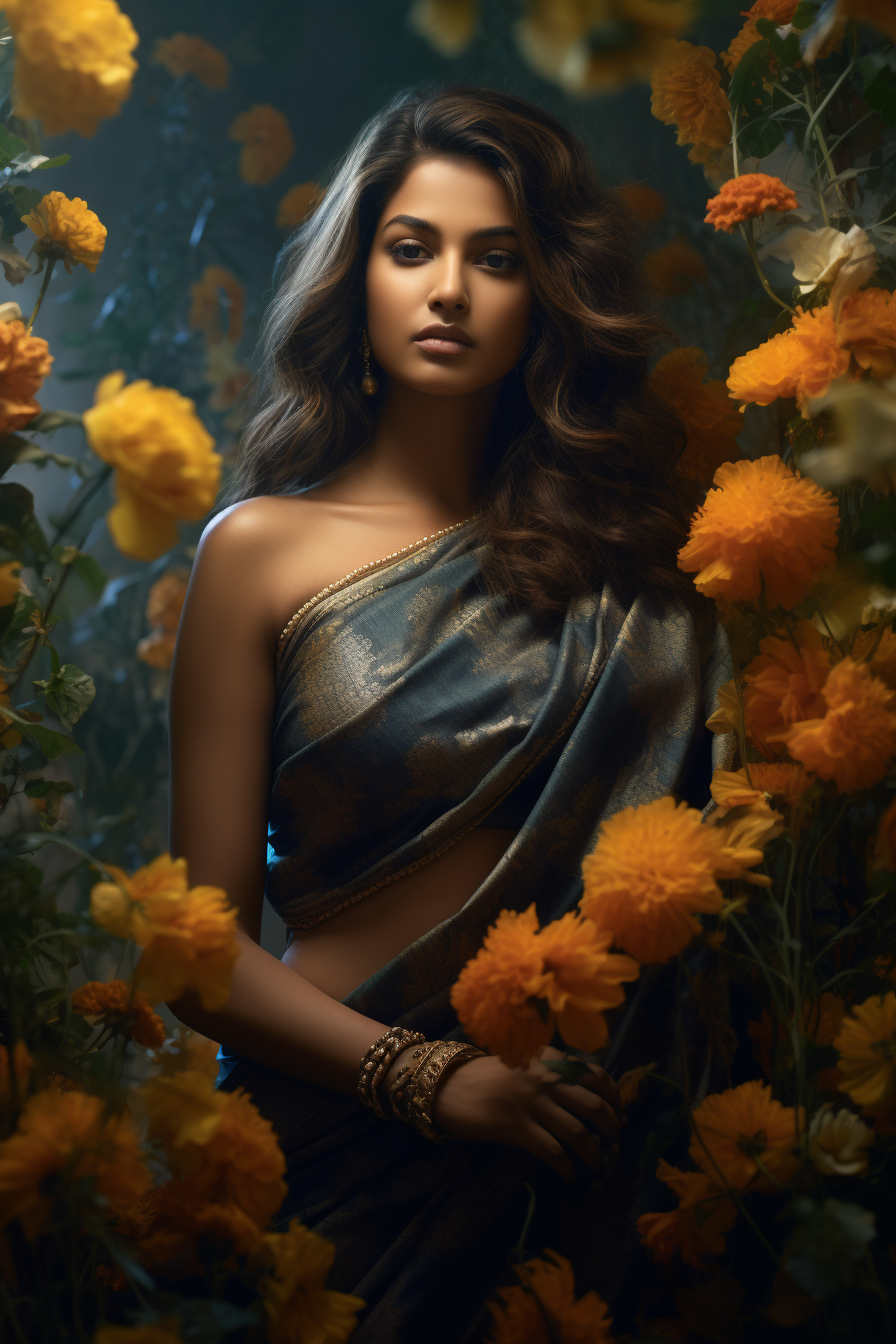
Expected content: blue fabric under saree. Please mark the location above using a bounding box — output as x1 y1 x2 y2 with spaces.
218 518 734 1341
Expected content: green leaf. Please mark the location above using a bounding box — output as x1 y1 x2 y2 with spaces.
755 16 801 67
26 409 83 436
739 117 785 159
10 185 42 216
71 552 107 602
0 434 31 479
729 38 772 113
0 125 31 163
785 1198 876 1302
27 722 83 760
23 777 75 800
32 663 96 730
34 155 71 170
792 0 820 28
0 482 50 558
863 75 896 127
543 1059 588 1084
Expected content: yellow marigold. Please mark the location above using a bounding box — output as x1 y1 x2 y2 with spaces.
649 39 731 163
775 657 896 792
834 992 896 1107
637 1159 737 1267
677 457 839 610
188 265 244 346
487 1249 615 1344
0 319 53 438
151 34 230 89
648 347 743 482
136 1066 227 1155
836 286 896 381
705 174 798 234
261 1219 365 1344
4 0 138 138
613 182 667 224
0 1042 32 1108
644 242 707 297
690 1079 802 1189
0 561 24 608
89 852 239 1010
0 1089 149 1239
706 677 740 735
711 797 784 886
0 676 22 749
852 625 896 690
137 568 190 671
742 622 832 754
176 1087 287 1228
136 629 176 671
95 1327 184 1344
724 762 812 809
21 193 106 274
722 0 798 75
408 0 478 56
579 797 726 964
228 105 295 186
135 1181 264 1271
83 371 221 562
276 182 323 231
872 795 896 871
449 905 639 1068
728 304 850 411
71 979 167 1049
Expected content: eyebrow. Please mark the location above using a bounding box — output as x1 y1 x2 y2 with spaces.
381 214 517 240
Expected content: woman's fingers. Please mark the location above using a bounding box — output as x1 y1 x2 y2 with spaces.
578 1063 622 1118
532 1094 604 1171
550 1080 621 1142
520 1118 578 1184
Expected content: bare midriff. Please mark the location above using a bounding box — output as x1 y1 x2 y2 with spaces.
281 826 518 1000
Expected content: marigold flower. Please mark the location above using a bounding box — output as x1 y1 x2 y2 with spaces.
834 991 896 1107
851 624 896 690
408 0 478 56
775 657 896 793
643 242 707 297
745 762 813 808
136 568 190 671
705 174 797 234
842 0 896 42
151 33 230 89
72 979 167 1048
650 39 731 163
836 286 896 381
710 796 784 886
21 193 106 274
690 1079 802 1189
677 457 840 610
95 1327 184 1344
613 182 667 224
710 768 769 810
487 1249 614 1344
727 304 850 411
580 797 726 963
179 1087 287 1228
0 1089 149 1239
0 319 53 439
0 561 24 608
807 1104 873 1176
742 622 832 754
0 1042 32 1108
706 678 740 735
188 266 245 347
83 371 221 562
136 1180 264 1271
722 0 798 74
89 852 239 1010
648 347 742 482
638 1159 737 1267
4 0 138 137
449 905 638 1068
276 182 323 231
261 1219 365 1344
228 105 295 186
137 1066 228 1154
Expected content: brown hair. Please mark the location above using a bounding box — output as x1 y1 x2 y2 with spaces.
226 85 699 614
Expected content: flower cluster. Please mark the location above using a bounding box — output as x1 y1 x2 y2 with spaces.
136 567 191 672
650 38 731 165
647 346 743 481
151 33 231 89
21 192 107 274
0 319 53 438
71 979 166 1048
228 105 295 186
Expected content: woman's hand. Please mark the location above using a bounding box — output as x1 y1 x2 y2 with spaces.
427 1045 622 1183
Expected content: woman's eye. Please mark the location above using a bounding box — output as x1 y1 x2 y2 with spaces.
478 251 520 271
389 240 429 262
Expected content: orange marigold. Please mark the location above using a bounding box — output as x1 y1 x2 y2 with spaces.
151 34 231 89
644 242 707 296
0 1090 149 1239
727 304 850 411
711 796 785 886
228 105 295 186
580 797 726 964
638 1159 737 1267
722 0 798 74
648 347 742 481
449 905 638 1068
745 762 813 808
176 1086 287 1228
705 173 798 233
0 1041 32 1108
276 182 322 231
487 1249 615 1344
690 1079 802 1189
742 622 832 754
834 991 896 1108
21 192 107 273
71 979 167 1049
613 182 667 225
650 39 731 164
843 0 896 42
774 656 896 792
137 568 190 672
676 457 839 610
135 1181 264 1272
188 265 244 346
261 1219 365 1344
851 624 896 690
0 319 53 437
836 286 896 381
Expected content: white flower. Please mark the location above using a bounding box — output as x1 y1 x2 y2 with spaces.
807 1104 874 1177
0 301 22 323
802 376 896 488
759 224 877 310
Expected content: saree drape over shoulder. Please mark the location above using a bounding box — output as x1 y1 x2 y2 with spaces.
218 520 734 1342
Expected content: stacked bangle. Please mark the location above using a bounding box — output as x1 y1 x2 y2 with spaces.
356 1028 485 1142
356 1027 426 1119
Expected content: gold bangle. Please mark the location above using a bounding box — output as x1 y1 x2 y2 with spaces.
390 1039 485 1143
357 1027 426 1119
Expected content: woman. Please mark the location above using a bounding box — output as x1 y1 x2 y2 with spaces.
168 86 732 1340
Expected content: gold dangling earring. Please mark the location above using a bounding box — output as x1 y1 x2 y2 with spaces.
360 327 378 396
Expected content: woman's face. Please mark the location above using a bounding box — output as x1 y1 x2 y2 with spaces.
365 156 532 397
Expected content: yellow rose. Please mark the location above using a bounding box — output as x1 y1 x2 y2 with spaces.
5 0 138 138
21 193 107 274
0 320 53 438
82 372 221 561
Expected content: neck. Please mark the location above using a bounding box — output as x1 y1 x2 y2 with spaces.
342 377 502 518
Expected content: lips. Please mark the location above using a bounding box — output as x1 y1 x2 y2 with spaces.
413 323 474 353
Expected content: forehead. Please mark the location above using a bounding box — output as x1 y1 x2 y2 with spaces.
378 156 513 230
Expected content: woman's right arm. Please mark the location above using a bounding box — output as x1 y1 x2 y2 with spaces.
166 500 621 1180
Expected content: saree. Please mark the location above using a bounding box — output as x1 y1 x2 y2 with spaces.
218 518 734 1341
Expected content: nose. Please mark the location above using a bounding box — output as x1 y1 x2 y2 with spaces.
427 249 469 313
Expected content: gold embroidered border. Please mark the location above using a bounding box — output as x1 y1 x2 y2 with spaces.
275 517 474 664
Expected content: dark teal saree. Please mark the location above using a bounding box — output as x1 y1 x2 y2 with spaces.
218 519 733 1341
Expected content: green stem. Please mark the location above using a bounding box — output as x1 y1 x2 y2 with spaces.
515 1182 538 1257
15 832 117 883
740 222 796 315
25 257 57 335
802 23 859 164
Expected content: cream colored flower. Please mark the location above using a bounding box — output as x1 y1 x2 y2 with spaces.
408 0 478 55
759 225 877 313
807 1103 874 1176
802 376 896 489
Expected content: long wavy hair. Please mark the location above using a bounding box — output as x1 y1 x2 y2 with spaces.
227 85 699 614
